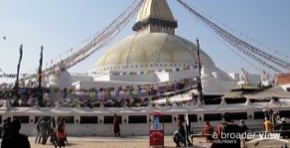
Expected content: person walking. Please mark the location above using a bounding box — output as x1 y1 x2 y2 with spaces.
113 113 120 137
35 117 42 144
55 119 67 148
35 117 50 144
48 117 57 145
39 117 50 144
1 119 31 148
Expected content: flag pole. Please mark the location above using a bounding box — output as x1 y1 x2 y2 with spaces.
38 46 43 106
196 39 204 105
14 44 23 100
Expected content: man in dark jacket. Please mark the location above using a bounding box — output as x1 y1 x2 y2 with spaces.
113 114 120 137
2 117 11 139
173 116 186 147
1 119 30 148
38 117 50 144
211 112 241 148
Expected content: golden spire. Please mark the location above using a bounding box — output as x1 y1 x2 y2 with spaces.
132 0 178 34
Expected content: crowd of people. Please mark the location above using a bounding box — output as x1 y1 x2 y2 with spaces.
34 116 68 148
263 108 290 138
1 116 68 148
172 109 290 148
0 78 194 108
172 113 250 148
1 114 124 147
172 111 281 147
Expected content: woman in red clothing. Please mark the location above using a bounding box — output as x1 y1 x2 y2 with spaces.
55 119 67 148
202 121 214 142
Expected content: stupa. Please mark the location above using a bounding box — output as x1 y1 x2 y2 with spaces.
89 0 214 85
66 0 259 95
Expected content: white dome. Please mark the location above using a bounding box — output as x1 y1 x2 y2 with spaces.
93 32 215 71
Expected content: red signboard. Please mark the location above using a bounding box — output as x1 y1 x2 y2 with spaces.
149 130 164 146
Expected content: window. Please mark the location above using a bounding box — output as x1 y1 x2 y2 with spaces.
80 116 98 124
228 112 247 120
159 115 172 123
34 116 48 124
128 115 147 123
254 111 264 119
279 110 290 117
13 116 29 123
177 114 185 122
188 114 198 122
204 113 221 121
176 114 197 122
57 116 74 124
204 96 221 105
104 116 122 124
225 98 246 104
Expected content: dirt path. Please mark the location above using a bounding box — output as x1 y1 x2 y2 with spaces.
27 136 290 148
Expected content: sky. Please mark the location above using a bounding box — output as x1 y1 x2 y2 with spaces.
0 0 290 84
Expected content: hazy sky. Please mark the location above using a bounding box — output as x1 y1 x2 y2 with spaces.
0 0 290 83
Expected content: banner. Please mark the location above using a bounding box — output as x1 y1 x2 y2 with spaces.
109 64 196 76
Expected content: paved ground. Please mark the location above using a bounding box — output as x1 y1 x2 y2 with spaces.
28 136 290 148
